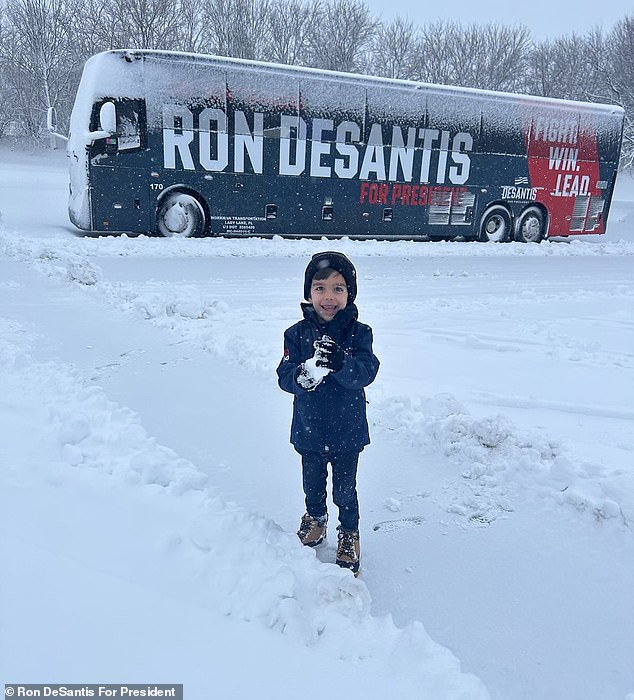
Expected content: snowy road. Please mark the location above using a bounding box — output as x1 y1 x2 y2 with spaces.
2 145 634 699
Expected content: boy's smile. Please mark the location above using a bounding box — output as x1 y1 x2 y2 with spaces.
310 271 349 322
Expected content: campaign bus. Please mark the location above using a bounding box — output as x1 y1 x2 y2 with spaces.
65 49 625 242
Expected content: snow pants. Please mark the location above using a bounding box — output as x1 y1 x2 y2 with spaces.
299 450 360 532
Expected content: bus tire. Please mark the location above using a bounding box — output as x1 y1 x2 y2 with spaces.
479 205 512 242
515 206 546 243
157 192 206 238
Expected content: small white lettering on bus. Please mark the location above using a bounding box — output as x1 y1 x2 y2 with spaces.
501 185 538 200
162 105 473 186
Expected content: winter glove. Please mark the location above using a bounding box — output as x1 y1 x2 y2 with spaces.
314 337 344 372
296 354 331 391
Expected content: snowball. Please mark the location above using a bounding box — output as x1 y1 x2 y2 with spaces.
66 259 103 286
58 416 91 445
62 443 84 466
385 497 402 512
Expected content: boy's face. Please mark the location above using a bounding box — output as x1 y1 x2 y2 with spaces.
310 271 349 323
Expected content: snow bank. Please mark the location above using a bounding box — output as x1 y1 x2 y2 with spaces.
3 228 634 261
372 391 632 528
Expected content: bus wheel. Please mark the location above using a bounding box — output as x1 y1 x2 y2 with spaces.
157 192 206 238
516 206 545 243
479 206 512 242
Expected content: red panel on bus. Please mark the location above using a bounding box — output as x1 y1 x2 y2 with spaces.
526 116 604 235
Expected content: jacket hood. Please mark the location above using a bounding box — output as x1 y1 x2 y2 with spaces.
303 251 357 304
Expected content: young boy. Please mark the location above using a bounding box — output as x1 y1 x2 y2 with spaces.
276 251 379 575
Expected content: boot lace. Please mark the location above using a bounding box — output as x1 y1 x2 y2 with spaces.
337 530 358 558
299 513 325 537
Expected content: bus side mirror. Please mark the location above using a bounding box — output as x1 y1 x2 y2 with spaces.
47 106 55 132
87 101 117 142
46 106 69 142
99 101 117 134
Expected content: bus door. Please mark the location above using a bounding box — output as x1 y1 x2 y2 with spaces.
88 98 151 233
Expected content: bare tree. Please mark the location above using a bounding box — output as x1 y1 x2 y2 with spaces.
106 0 184 50
410 21 531 92
0 0 80 138
66 0 119 56
368 15 417 79
0 0 632 155
199 0 271 59
408 21 456 85
0 2 13 136
68 0 201 56
527 33 596 100
176 0 208 53
307 0 377 72
586 20 634 167
261 0 320 66
589 19 634 105
479 23 532 92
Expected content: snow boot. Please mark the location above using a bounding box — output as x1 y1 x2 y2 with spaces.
336 529 360 576
297 513 327 547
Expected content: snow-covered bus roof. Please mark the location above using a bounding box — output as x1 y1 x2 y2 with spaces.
80 48 624 119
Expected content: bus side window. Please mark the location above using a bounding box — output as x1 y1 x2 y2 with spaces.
95 98 146 154
116 98 145 151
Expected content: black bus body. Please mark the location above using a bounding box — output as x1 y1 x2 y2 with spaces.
67 49 625 242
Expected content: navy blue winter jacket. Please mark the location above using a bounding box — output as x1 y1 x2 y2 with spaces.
277 303 379 454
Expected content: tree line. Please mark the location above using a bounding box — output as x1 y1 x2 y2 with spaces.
1 0 633 165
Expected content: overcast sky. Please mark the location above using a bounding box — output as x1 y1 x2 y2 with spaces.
362 0 630 39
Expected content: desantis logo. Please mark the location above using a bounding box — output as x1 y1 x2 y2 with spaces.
501 184 538 201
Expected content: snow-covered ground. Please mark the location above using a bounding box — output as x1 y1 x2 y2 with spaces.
1 143 633 700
